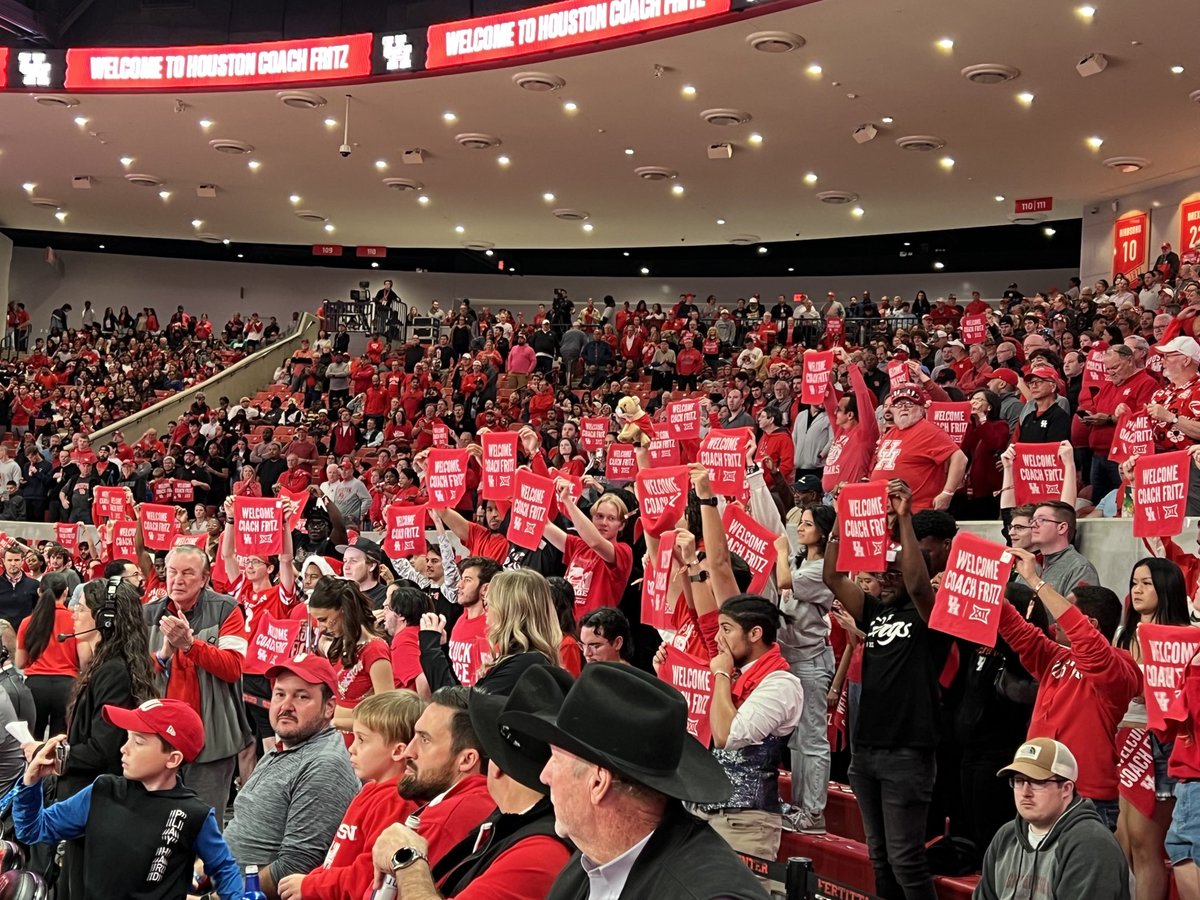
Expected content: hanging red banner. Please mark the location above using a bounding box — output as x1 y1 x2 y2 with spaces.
233 497 284 557
138 503 179 551
666 400 702 440
928 402 972 448
721 504 777 594
480 432 519 501
506 468 554 551
801 351 834 404
1137 623 1200 730
835 482 890 572
661 644 714 748
1012 443 1065 507
605 444 637 482
928 532 1014 646
698 428 749 499
383 504 427 558
641 530 677 631
579 417 609 451
1133 451 1189 538
426 449 469 507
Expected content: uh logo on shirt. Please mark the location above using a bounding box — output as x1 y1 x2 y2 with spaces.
875 439 903 471
867 608 912 647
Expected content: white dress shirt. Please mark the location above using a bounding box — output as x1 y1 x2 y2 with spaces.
583 830 654 900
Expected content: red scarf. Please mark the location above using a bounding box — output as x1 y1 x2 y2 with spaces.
730 643 790 708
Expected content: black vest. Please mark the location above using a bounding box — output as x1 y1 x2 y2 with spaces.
84 775 212 899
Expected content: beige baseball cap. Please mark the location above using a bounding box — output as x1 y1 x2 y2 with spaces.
998 738 1078 781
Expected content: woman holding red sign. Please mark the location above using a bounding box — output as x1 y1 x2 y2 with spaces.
544 480 633 617
1115 558 1191 900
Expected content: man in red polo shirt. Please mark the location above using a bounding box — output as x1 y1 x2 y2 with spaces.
870 384 966 511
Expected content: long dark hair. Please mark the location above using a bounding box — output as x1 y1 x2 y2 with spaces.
1118 557 1191 651
67 580 160 725
24 572 68 663
308 576 383 667
795 504 836 564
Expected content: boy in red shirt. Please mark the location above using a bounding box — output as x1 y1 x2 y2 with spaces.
999 547 1141 829
279 691 423 900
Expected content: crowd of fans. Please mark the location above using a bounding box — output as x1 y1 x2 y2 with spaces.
0 249 1199 900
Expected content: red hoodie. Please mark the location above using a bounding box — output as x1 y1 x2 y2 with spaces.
998 602 1141 801
300 777 414 900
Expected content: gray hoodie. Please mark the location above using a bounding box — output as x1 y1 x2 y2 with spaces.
974 797 1129 900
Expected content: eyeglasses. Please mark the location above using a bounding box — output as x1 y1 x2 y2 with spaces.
1008 524 1031 532
1029 517 1063 528
1009 775 1067 791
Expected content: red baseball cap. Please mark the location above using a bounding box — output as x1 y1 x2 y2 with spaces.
1025 366 1063 390
267 653 339 696
103 698 205 762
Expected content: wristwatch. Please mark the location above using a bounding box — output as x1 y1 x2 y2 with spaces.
390 847 429 872
689 570 710 583
696 496 719 507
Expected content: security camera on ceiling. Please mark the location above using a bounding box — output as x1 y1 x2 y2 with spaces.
402 149 425 165
707 143 733 160
852 124 878 144
339 144 352 158
1077 52 1108 78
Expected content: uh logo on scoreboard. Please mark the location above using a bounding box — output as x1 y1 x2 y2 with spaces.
371 31 429 74
4 48 67 89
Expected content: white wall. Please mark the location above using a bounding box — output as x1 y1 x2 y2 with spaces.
1079 173 1200 287
6 245 1078 338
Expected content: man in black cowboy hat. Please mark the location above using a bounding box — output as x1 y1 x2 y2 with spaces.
513 663 768 900
371 668 575 897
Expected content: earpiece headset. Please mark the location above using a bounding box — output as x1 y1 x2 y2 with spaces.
98 575 121 637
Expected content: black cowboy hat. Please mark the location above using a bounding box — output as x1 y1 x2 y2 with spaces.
501 662 731 804
468 666 575 793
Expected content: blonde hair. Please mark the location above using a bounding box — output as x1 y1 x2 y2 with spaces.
484 570 562 675
592 493 629 521
354 690 425 745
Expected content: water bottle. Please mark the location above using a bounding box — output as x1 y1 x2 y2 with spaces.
239 865 267 900
371 875 397 900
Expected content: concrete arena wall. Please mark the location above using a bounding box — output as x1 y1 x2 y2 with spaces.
8 246 1078 340
0 518 1171 594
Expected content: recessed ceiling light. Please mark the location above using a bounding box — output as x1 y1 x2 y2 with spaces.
54 211 67 221
222 239 230 245
442 112 457 122
497 155 511 166
804 172 818 184
324 223 334 232
624 148 635 156
933 261 945 269
757 246 768 254
199 119 213 129
191 219 202 228
324 117 337 127
640 267 650 275
1043 227 1056 236
98 244 105 249
940 156 955 169
73 116 88 126
237 253 244 258
881 116 894 124
995 194 1006 202
748 133 763 144
936 38 954 51
247 160 261 170
543 192 556 202
623 251 630 257
119 157 133 167
1171 65 1185 75
904 242 912 246
851 206 865 217
417 195 430 205
806 64 823 76
371 261 379 268
671 184 685 195
1087 135 1104 149
375 160 387 170
158 190 171 200
289 194 301 204
21 182 35 193
582 223 594 232
716 218 726 225
788 267 795 272
1076 5 1096 18
1017 92 1035 105
682 84 696 96
455 225 465 233
563 101 578 112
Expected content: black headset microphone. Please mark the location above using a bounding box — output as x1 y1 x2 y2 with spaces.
57 576 121 644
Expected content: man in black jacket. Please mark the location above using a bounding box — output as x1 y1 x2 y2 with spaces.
511 663 768 900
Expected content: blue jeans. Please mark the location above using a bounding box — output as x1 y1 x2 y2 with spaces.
789 647 835 815
848 746 938 900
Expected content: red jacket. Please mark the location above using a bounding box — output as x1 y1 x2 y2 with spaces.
301 777 414 900
410 774 497 867
998 602 1141 801
755 429 795 487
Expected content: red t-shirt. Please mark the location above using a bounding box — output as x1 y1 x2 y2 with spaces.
302 777 415 900
231 578 299 641
333 637 391 708
559 635 582 677
407 774 497 867
466 522 509 564
869 419 958 510
448 612 488 687
18 606 79 677
564 535 633 616
390 628 423 690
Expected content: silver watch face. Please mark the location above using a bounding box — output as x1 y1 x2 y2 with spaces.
392 847 421 868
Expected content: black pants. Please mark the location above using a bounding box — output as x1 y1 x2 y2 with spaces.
960 746 1017 854
27 674 73 738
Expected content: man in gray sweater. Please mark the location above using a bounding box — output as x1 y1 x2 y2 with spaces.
975 738 1128 900
223 655 360 897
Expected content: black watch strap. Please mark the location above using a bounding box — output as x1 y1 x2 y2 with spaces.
697 496 719 507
